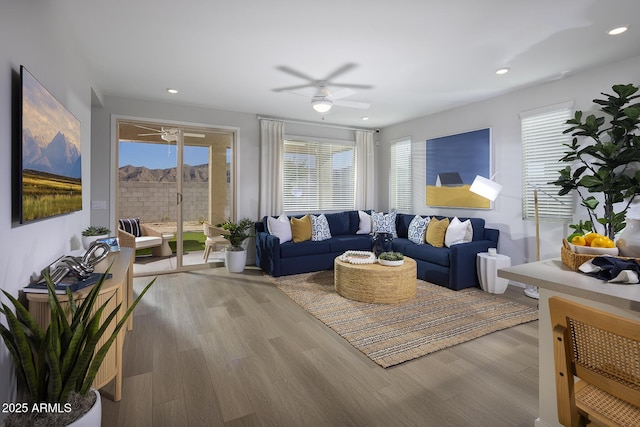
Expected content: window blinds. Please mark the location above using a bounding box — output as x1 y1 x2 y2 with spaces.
282 139 356 212
521 105 574 221
390 139 412 212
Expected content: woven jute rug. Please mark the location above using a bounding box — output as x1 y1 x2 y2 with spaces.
270 270 538 368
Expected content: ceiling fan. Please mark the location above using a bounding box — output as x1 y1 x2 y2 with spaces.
273 63 372 113
136 125 205 142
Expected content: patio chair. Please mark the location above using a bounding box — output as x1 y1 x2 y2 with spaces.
203 222 227 260
117 218 163 250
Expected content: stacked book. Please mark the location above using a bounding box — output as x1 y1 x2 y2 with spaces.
23 272 112 294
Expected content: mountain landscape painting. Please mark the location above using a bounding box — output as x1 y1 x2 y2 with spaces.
21 66 82 222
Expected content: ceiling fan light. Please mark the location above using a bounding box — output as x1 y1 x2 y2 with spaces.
312 98 333 113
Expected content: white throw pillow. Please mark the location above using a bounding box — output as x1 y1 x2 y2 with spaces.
371 211 398 238
445 217 473 247
408 215 429 244
356 210 372 234
310 214 332 241
267 214 292 243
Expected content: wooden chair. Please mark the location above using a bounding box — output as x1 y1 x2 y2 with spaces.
549 296 640 427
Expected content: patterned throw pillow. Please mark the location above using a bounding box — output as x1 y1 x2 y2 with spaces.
371 211 398 238
310 214 332 241
408 215 429 244
119 218 141 237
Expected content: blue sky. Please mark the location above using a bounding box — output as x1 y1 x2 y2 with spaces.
119 141 211 169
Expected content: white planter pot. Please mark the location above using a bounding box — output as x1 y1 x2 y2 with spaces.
82 234 109 250
67 389 102 427
224 249 247 273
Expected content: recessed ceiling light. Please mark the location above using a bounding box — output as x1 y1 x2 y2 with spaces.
361 116 369 121
495 68 510 75
608 26 628 35
167 88 178 94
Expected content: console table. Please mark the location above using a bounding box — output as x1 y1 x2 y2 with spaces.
25 247 134 401
498 259 640 427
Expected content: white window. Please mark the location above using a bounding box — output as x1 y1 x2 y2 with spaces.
283 138 356 212
390 138 412 212
520 102 574 221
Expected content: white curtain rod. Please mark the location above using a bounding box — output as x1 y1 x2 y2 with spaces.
256 115 374 132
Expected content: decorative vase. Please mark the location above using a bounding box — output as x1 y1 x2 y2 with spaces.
617 218 640 257
224 248 247 273
372 232 393 258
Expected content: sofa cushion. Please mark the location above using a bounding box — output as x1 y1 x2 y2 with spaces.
329 235 372 253
426 217 449 247
392 238 413 254
325 211 351 236
311 214 332 241
445 217 473 247
404 244 451 268
280 240 331 258
267 215 292 243
356 210 372 234
119 218 142 237
372 211 398 238
408 215 429 244
290 214 312 243
135 235 163 249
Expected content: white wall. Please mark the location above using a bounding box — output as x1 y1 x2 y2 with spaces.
0 2 94 418
380 55 640 267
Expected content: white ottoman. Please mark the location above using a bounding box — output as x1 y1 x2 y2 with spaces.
477 252 511 293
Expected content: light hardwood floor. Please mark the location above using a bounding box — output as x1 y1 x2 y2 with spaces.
100 266 539 427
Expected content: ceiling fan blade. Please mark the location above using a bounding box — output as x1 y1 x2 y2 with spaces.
276 66 316 82
331 88 356 100
134 124 162 133
330 83 374 90
324 63 357 81
138 132 161 136
334 100 371 109
273 83 316 92
184 132 205 138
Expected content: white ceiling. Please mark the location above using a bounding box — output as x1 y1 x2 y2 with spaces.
57 0 640 128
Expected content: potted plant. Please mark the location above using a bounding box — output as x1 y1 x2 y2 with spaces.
551 84 640 245
215 218 255 273
378 251 404 266
81 226 111 250
0 269 155 426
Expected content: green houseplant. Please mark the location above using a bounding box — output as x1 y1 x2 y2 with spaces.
215 218 255 273
215 218 255 251
81 226 111 237
551 83 640 240
0 268 155 426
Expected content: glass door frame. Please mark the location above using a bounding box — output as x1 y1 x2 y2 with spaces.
111 116 238 276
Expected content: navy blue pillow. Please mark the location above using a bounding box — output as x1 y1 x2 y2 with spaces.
325 212 350 236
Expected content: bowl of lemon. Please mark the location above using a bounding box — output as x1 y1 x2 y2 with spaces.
567 232 619 256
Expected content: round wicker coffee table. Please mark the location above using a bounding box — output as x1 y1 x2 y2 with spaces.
334 256 417 304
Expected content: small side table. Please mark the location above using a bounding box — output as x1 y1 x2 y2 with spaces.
152 233 174 257
477 252 511 293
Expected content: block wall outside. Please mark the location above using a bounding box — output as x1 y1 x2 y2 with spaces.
118 181 209 223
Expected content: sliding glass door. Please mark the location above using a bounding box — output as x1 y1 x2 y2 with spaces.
116 120 235 275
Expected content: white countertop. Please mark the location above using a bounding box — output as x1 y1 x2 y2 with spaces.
498 258 640 312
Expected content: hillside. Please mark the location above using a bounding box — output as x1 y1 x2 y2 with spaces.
119 164 209 182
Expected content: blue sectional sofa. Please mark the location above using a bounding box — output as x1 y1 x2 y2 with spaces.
255 211 499 290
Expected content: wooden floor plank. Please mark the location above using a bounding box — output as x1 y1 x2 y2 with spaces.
102 267 540 426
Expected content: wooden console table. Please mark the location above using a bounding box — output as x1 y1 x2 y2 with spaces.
26 247 134 401
498 259 640 427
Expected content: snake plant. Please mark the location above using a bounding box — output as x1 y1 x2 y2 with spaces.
0 266 155 404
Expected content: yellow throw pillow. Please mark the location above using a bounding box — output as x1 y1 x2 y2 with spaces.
290 214 312 243
426 217 450 248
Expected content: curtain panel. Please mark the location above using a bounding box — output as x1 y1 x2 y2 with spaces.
355 130 375 210
259 119 284 217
